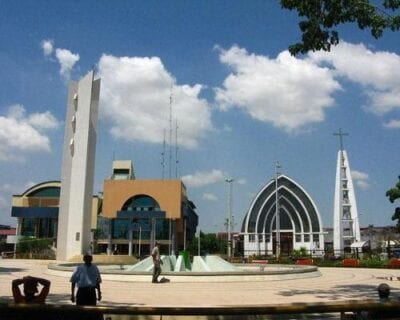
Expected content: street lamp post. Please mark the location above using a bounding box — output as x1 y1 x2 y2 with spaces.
225 178 234 260
275 162 281 259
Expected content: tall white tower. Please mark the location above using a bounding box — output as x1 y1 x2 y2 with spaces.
333 129 360 255
57 71 100 261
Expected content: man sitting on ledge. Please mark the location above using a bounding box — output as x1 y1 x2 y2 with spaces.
12 276 50 304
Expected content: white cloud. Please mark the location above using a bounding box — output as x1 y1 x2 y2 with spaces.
0 181 35 226
384 119 400 129
215 45 341 132
41 40 79 80
309 41 400 116
41 39 54 56
98 54 212 148
55 48 80 80
351 170 370 190
28 111 60 130
0 105 59 161
181 169 225 187
202 193 218 202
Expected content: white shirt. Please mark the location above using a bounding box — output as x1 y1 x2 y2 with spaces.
70 264 102 288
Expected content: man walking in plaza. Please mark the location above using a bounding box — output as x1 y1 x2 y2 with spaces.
151 241 162 283
70 253 102 306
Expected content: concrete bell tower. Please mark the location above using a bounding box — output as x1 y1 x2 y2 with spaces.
57 71 100 261
333 129 361 255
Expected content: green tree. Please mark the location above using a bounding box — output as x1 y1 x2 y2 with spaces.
386 176 400 230
186 232 226 256
16 237 55 259
281 0 400 55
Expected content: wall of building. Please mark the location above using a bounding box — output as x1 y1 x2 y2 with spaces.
103 179 184 219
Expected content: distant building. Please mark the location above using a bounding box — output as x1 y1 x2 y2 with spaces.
9 160 198 259
241 175 324 257
0 224 16 241
10 181 100 243
97 160 198 256
325 225 400 253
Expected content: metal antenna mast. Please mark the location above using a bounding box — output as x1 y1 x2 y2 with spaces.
161 129 166 179
175 119 179 178
169 87 173 179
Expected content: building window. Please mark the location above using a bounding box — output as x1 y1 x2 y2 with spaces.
21 218 35 237
249 234 255 242
295 234 301 242
304 234 310 242
258 234 263 242
122 195 160 212
313 234 319 242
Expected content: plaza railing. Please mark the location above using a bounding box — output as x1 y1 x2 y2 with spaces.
0 300 400 319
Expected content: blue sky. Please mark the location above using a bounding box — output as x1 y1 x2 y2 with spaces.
1 1 399 232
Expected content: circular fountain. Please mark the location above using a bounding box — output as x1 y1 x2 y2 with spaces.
47 255 320 282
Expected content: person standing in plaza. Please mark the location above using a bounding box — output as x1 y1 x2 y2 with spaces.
70 253 102 306
151 241 162 283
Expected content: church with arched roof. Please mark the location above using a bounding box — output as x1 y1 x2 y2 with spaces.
241 175 324 256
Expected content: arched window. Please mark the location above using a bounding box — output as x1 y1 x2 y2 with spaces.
121 195 160 212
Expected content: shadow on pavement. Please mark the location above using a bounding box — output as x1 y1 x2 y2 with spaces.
278 283 383 301
0 267 26 274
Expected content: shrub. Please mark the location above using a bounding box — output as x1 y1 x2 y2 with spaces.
360 256 388 268
16 237 55 259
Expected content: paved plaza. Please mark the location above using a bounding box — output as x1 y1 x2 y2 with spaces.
1 259 400 319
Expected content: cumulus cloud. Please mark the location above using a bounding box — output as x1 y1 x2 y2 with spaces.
202 193 218 202
351 170 370 190
384 119 400 129
309 41 400 116
215 45 341 132
0 105 59 161
55 48 80 80
0 181 35 226
40 40 80 80
41 39 54 56
97 54 212 148
181 169 225 187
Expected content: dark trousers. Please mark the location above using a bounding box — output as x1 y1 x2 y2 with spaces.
152 263 161 283
76 287 97 306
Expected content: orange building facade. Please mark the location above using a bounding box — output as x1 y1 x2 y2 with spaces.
97 161 198 256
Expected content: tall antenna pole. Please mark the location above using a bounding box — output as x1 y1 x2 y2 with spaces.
161 129 166 179
169 87 173 179
175 118 179 178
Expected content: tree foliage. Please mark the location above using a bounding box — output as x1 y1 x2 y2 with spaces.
186 232 226 256
281 0 400 55
386 176 400 230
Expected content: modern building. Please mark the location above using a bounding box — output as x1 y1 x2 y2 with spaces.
97 160 198 256
333 130 360 255
9 161 198 259
0 225 16 241
10 181 100 244
57 71 101 261
241 174 325 257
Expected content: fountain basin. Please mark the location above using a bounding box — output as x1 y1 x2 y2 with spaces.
46 255 321 282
